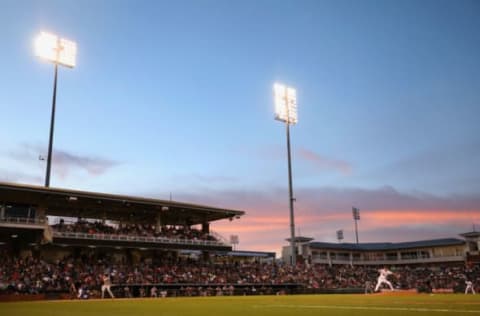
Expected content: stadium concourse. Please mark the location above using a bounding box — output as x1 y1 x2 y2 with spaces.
0 182 479 300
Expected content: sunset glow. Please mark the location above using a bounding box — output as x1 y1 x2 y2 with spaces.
1 1 479 257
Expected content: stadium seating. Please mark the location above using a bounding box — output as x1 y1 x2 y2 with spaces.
51 219 218 242
1 250 478 298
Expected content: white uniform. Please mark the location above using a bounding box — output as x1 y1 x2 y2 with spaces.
101 275 115 298
151 286 158 297
375 268 394 292
465 281 476 294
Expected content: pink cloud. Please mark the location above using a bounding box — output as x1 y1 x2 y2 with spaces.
297 147 352 175
213 208 479 255
53 149 118 177
368 209 475 222
6 143 119 179
256 145 352 175
182 186 480 256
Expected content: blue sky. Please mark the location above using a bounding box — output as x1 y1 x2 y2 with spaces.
1 0 479 254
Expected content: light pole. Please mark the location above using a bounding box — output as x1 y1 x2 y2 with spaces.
352 207 360 244
34 31 77 187
274 83 298 266
336 229 344 243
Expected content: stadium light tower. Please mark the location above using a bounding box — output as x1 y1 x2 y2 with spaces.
34 31 77 187
352 207 360 244
273 83 298 266
336 229 344 243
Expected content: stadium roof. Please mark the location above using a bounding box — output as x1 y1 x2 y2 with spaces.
0 182 245 225
460 231 480 238
309 238 465 251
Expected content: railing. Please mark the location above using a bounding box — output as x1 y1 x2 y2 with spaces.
0 217 232 248
210 230 230 244
52 231 231 248
0 216 47 225
311 255 464 265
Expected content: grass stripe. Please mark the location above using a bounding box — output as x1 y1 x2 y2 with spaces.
255 304 480 314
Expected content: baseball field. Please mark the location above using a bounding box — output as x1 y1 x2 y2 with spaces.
1 294 479 316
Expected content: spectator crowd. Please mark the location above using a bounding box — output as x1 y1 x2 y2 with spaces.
52 219 217 242
1 250 478 298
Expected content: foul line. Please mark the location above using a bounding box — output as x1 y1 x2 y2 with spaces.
253 304 480 314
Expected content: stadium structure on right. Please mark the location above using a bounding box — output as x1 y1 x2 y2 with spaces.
282 232 480 266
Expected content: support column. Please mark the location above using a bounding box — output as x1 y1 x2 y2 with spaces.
202 222 210 234
0 204 5 219
36 207 47 223
155 213 162 234
202 251 211 262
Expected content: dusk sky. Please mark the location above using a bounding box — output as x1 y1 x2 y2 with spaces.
1 0 479 255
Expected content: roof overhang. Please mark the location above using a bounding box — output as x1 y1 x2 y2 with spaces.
0 182 245 225
309 238 465 252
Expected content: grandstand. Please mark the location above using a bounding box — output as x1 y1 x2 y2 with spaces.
0 181 244 252
282 234 480 266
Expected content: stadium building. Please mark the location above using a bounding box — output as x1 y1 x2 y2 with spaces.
1 181 478 299
0 181 246 261
282 233 480 266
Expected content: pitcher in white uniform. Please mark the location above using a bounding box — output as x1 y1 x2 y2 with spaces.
374 267 394 292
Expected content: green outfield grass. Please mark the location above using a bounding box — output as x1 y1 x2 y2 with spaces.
1 294 479 316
